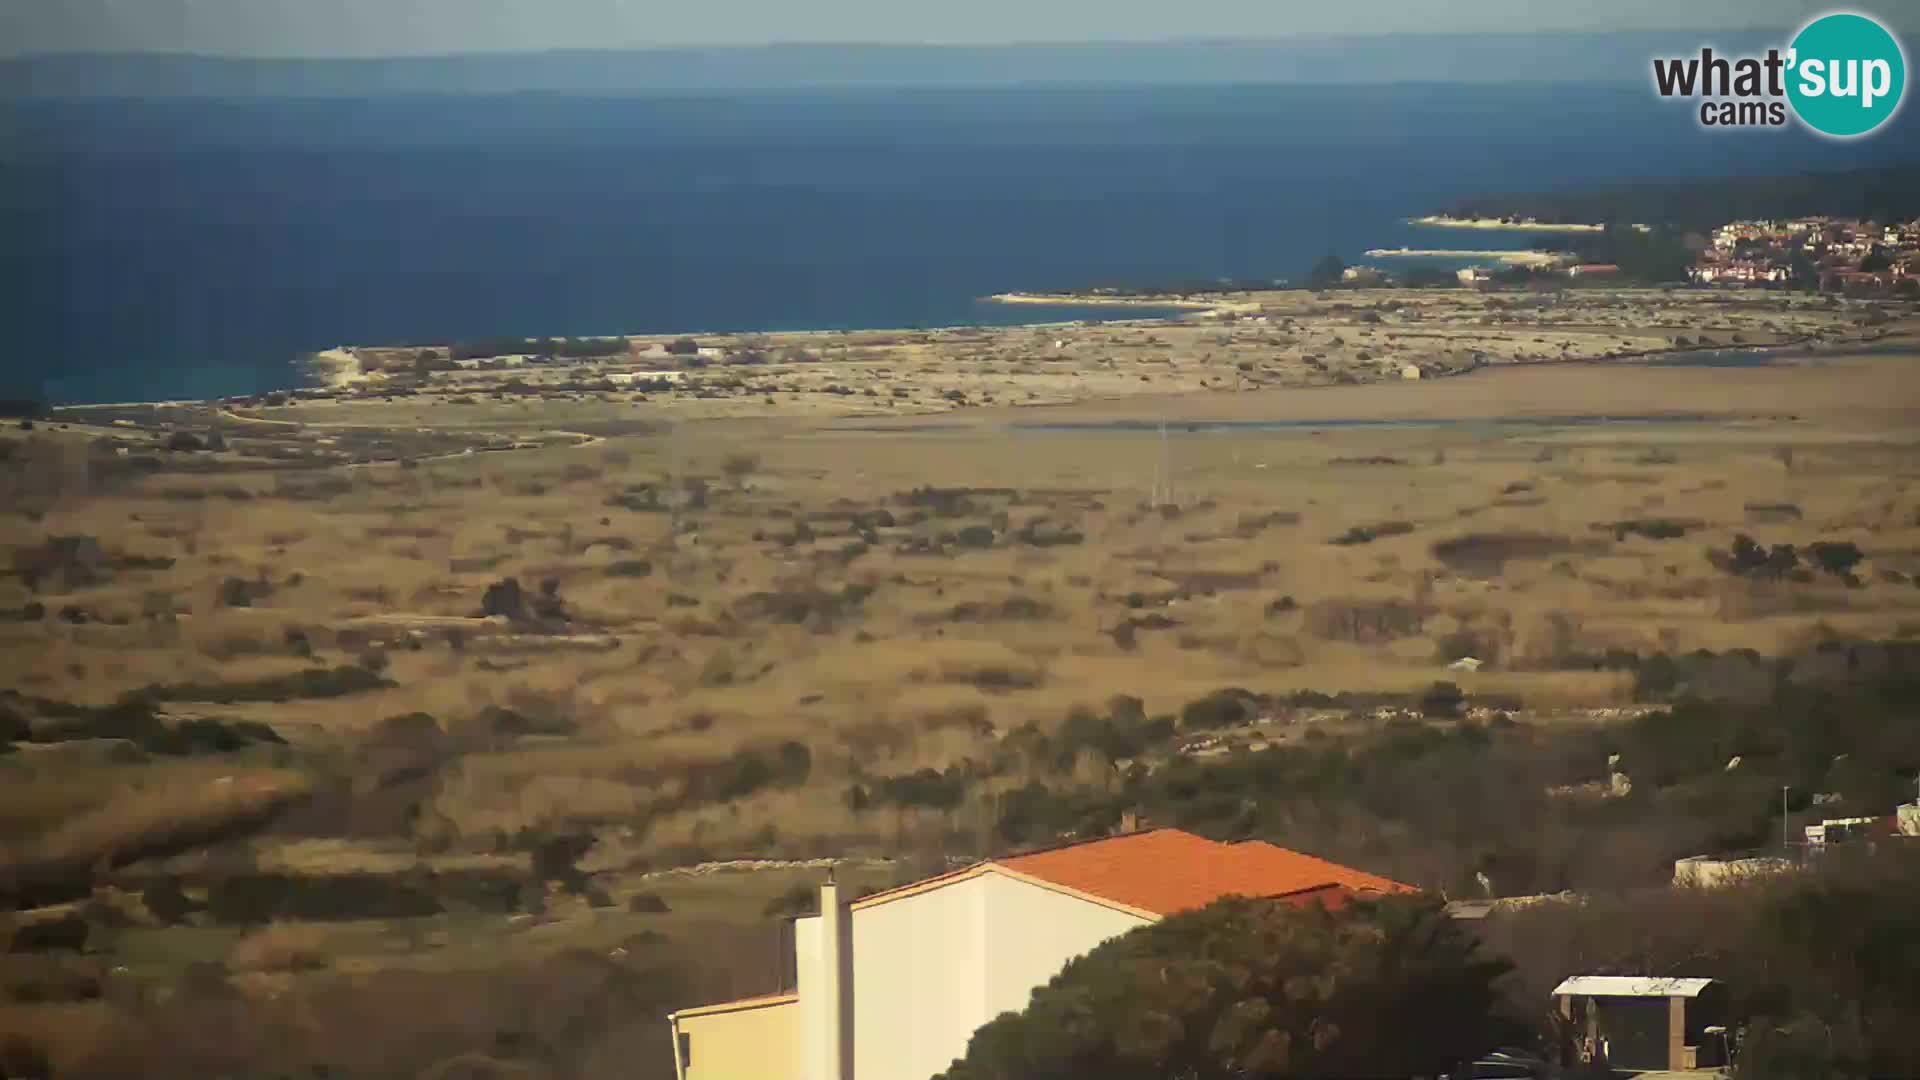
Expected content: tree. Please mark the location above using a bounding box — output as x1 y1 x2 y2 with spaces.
1305 253 1348 289
1806 541 1864 580
720 452 760 489
665 337 701 356
1421 680 1466 718
1401 266 1458 289
939 895 1512 1080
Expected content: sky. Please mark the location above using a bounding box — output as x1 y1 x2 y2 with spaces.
3 0 1916 57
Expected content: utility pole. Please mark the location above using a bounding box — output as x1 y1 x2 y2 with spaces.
1782 785 1791 853
1150 421 1164 507
1157 420 1174 508
667 417 683 546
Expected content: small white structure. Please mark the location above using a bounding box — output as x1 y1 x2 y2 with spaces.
1899 804 1920 837
1447 657 1482 672
1672 854 1793 888
1804 816 1884 845
607 370 684 386
1400 364 1423 381
1554 976 1725 1073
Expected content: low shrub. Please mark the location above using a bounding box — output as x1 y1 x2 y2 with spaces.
1420 680 1466 718
1304 599 1424 643
733 584 872 625
1180 688 1260 731
627 892 670 914
21 698 283 755
1744 501 1803 523
683 742 814 804
1330 520 1415 546
1 955 103 1004
8 915 88 954
478 704 575 738
763 884 817 918
142 878 198 925
204 873 445 925
122 665 393 705
859 766 972 811
1431 532 1592 576
1595 518 1701 541
228 922 331 973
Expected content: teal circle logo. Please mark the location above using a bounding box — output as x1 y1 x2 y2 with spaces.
1786 12 1907 137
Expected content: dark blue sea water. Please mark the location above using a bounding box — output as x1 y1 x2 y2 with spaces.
3 83 1916 404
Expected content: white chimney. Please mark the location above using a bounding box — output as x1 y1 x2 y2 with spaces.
818 875 853 1080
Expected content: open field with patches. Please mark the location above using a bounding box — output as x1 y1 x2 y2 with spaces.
250 287 1888 428
2 292 1918 1079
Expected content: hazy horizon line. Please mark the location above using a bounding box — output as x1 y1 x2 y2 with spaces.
1 26 1810 63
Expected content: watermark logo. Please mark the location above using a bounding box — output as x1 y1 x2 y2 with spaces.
1651 11 1907 137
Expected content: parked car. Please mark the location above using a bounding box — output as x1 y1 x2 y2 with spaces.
1440 1047 1560 1079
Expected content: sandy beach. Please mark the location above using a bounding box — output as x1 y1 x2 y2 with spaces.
1365 248 1564 266
1408 215 1605 232
984 292 1219 309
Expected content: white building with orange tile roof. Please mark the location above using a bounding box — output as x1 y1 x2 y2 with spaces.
666 828 1413 1080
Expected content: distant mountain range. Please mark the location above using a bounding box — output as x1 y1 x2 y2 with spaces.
1 31 1787 97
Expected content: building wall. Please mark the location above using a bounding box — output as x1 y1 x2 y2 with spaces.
1593 997 1672 1072
1897 804 1920 837
979 872 1149 1021
850 873 991 1080
676 1000 801 1080
795 916 824 1080
840 872 1150 1080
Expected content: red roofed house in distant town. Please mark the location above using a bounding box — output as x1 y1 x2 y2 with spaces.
666 827 1415 1080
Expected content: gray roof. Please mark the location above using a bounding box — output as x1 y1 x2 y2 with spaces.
1552 976 1714 998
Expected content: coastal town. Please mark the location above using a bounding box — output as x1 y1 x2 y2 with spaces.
1353 214 1920 294
1690 216 1920 290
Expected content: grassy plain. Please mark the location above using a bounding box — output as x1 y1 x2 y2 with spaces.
1 289 1917 1078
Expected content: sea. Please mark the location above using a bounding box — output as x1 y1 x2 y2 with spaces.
3 82 1916 404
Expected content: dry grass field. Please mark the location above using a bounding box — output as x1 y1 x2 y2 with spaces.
1 292 1917 1078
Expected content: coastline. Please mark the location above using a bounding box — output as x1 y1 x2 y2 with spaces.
983 292 1220 309
40 287 1892 415
304 347 384 390
1364 248 1563 266
1409 215 1604 233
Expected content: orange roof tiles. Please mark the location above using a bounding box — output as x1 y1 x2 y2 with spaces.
1230 839 1417 897
993 828 1414 916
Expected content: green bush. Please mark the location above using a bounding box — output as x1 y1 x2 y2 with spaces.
122 665 393 705
763 884 817 918
139 879 196 925
1420 681 1466 719
204 874 444 925
1330 520 1415 546
626 892 670 914
1181 688 1259 731
939 895 1511 1080
8 915 88 954
955 525 996 549
22 698 283 755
